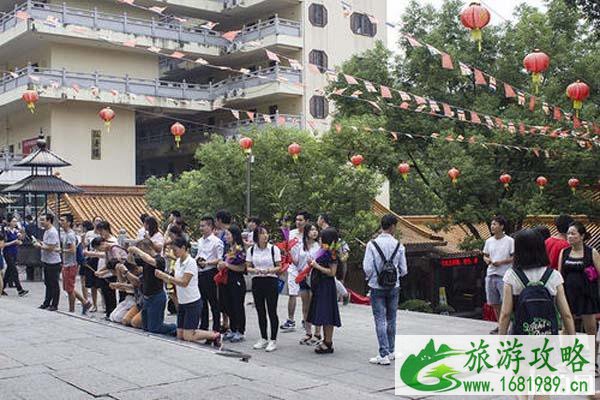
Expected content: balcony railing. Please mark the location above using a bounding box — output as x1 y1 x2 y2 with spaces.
0 65 301 103
137 113 302 147
0 1 301 52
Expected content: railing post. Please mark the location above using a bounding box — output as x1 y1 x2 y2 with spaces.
61 67 66 87
178 23 182 42
125 73 130 93
123 11 128 33
275 13 279 35
257 19 262 39
182 79 187 99
93 7 98 30
154 78 159 96
94 70 99 87
61 2 67 24
208 81 212 100
150 17 155 36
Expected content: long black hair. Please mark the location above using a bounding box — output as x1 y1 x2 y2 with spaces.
513 228 550 270
144 216 159 237
228 224 244 248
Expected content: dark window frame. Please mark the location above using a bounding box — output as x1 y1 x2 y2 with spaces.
350 12 377 37
309 3 328 27
308 49 328 72
310 96 329 119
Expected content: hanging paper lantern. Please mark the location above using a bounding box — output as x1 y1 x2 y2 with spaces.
448 167 460 185
287 142 302 161
397 162 410 182
350 154 364 168
460 2 491 52
523 49 550 94
568 177 580 194
536 176 548 192
22 90 39 113
566 80 590 117
98 107 116 132
499 173 512 190
239 137 253 154
170 122 185 148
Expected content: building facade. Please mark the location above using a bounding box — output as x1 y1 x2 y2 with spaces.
0 0 386 185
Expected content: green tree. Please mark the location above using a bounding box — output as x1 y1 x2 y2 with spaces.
328 0 599 247
146 127 383 255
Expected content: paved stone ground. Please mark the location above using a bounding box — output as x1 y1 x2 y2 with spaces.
0 276 596 399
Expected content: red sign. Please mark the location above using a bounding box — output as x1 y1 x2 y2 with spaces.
22 138 39 155
440 256 480 268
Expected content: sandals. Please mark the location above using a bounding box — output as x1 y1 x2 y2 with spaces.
315 342 334 354
311 334 322 345
299 334 313 345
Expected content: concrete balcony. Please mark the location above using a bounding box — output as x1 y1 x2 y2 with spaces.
0 65 302 114
0 1 301 58
137 113 302 150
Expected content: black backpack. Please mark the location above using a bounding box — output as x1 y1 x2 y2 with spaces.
371 241 401 289
512 268 559 335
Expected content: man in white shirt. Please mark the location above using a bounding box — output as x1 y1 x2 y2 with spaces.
195 216 224 332
281 211 309 332
35 214 62 311
362 214 407 366
482 215 514 334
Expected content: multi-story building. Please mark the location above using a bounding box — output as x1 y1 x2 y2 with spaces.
0 0 386 186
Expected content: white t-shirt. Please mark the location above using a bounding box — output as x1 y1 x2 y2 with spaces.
175 255 201 305
150 232 164 253
291 241 321 274
246 244 282 278
137 227 146 240
503 267 563 296
483 235 514 276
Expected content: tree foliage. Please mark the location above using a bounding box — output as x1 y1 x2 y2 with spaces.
330 0 599 247
146 127 383 256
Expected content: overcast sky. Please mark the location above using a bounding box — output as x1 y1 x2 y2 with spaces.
386 0 547 51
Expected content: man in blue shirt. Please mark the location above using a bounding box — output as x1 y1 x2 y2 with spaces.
3 216 28 297
362 214 407 365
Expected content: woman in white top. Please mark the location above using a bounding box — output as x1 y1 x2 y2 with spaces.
246 226 282 352
292 223 322 345
155 236 221 347
144 216 164 254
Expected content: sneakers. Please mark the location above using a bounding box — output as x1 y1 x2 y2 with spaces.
18 290 29 297
388 352 395 361
222 330 235 341
265 340 277 352
81 301 92 315
47 306 58 312
369 355 391 365
280 320 296 331
230 332 245 343
253 339 269 350
39 304 49 309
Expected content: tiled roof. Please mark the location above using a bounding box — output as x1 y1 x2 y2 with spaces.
47 186 162 238
403 215 600 252
371 200 447 250
2 175 83 194
15 138 71 168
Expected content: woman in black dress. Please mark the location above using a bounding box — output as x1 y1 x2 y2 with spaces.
559 222 600 370
307 227 341 354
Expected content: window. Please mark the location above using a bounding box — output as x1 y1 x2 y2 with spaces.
309 4 328 27
351 13 377 37
310 96 328 119
309 50 328 72
91 130 101 160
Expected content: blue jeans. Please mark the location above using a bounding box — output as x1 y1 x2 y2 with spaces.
142 291 177 335
370 287 400 358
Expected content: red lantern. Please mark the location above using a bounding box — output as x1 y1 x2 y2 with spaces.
239 137 253 154
170 122 185 148
536 176 548 192
568 177 580 194
523 49 550 94
398 162 410 182
499 173 512 190
566 80 590 117
287 142 302 161
448 167 460 185
350 154 364 168
460 2 491 52
22 90 39 113
98 107 116 132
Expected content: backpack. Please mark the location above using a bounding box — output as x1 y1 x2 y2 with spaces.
512 268 559 335
371 241 401 289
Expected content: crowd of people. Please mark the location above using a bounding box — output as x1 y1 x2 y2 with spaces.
1 207 599 371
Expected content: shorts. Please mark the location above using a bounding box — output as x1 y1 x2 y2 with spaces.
485 275 504 305
287 268 300 296
177 298 202 330
83 264 99 289
299 280 310 292
62 265 78 293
